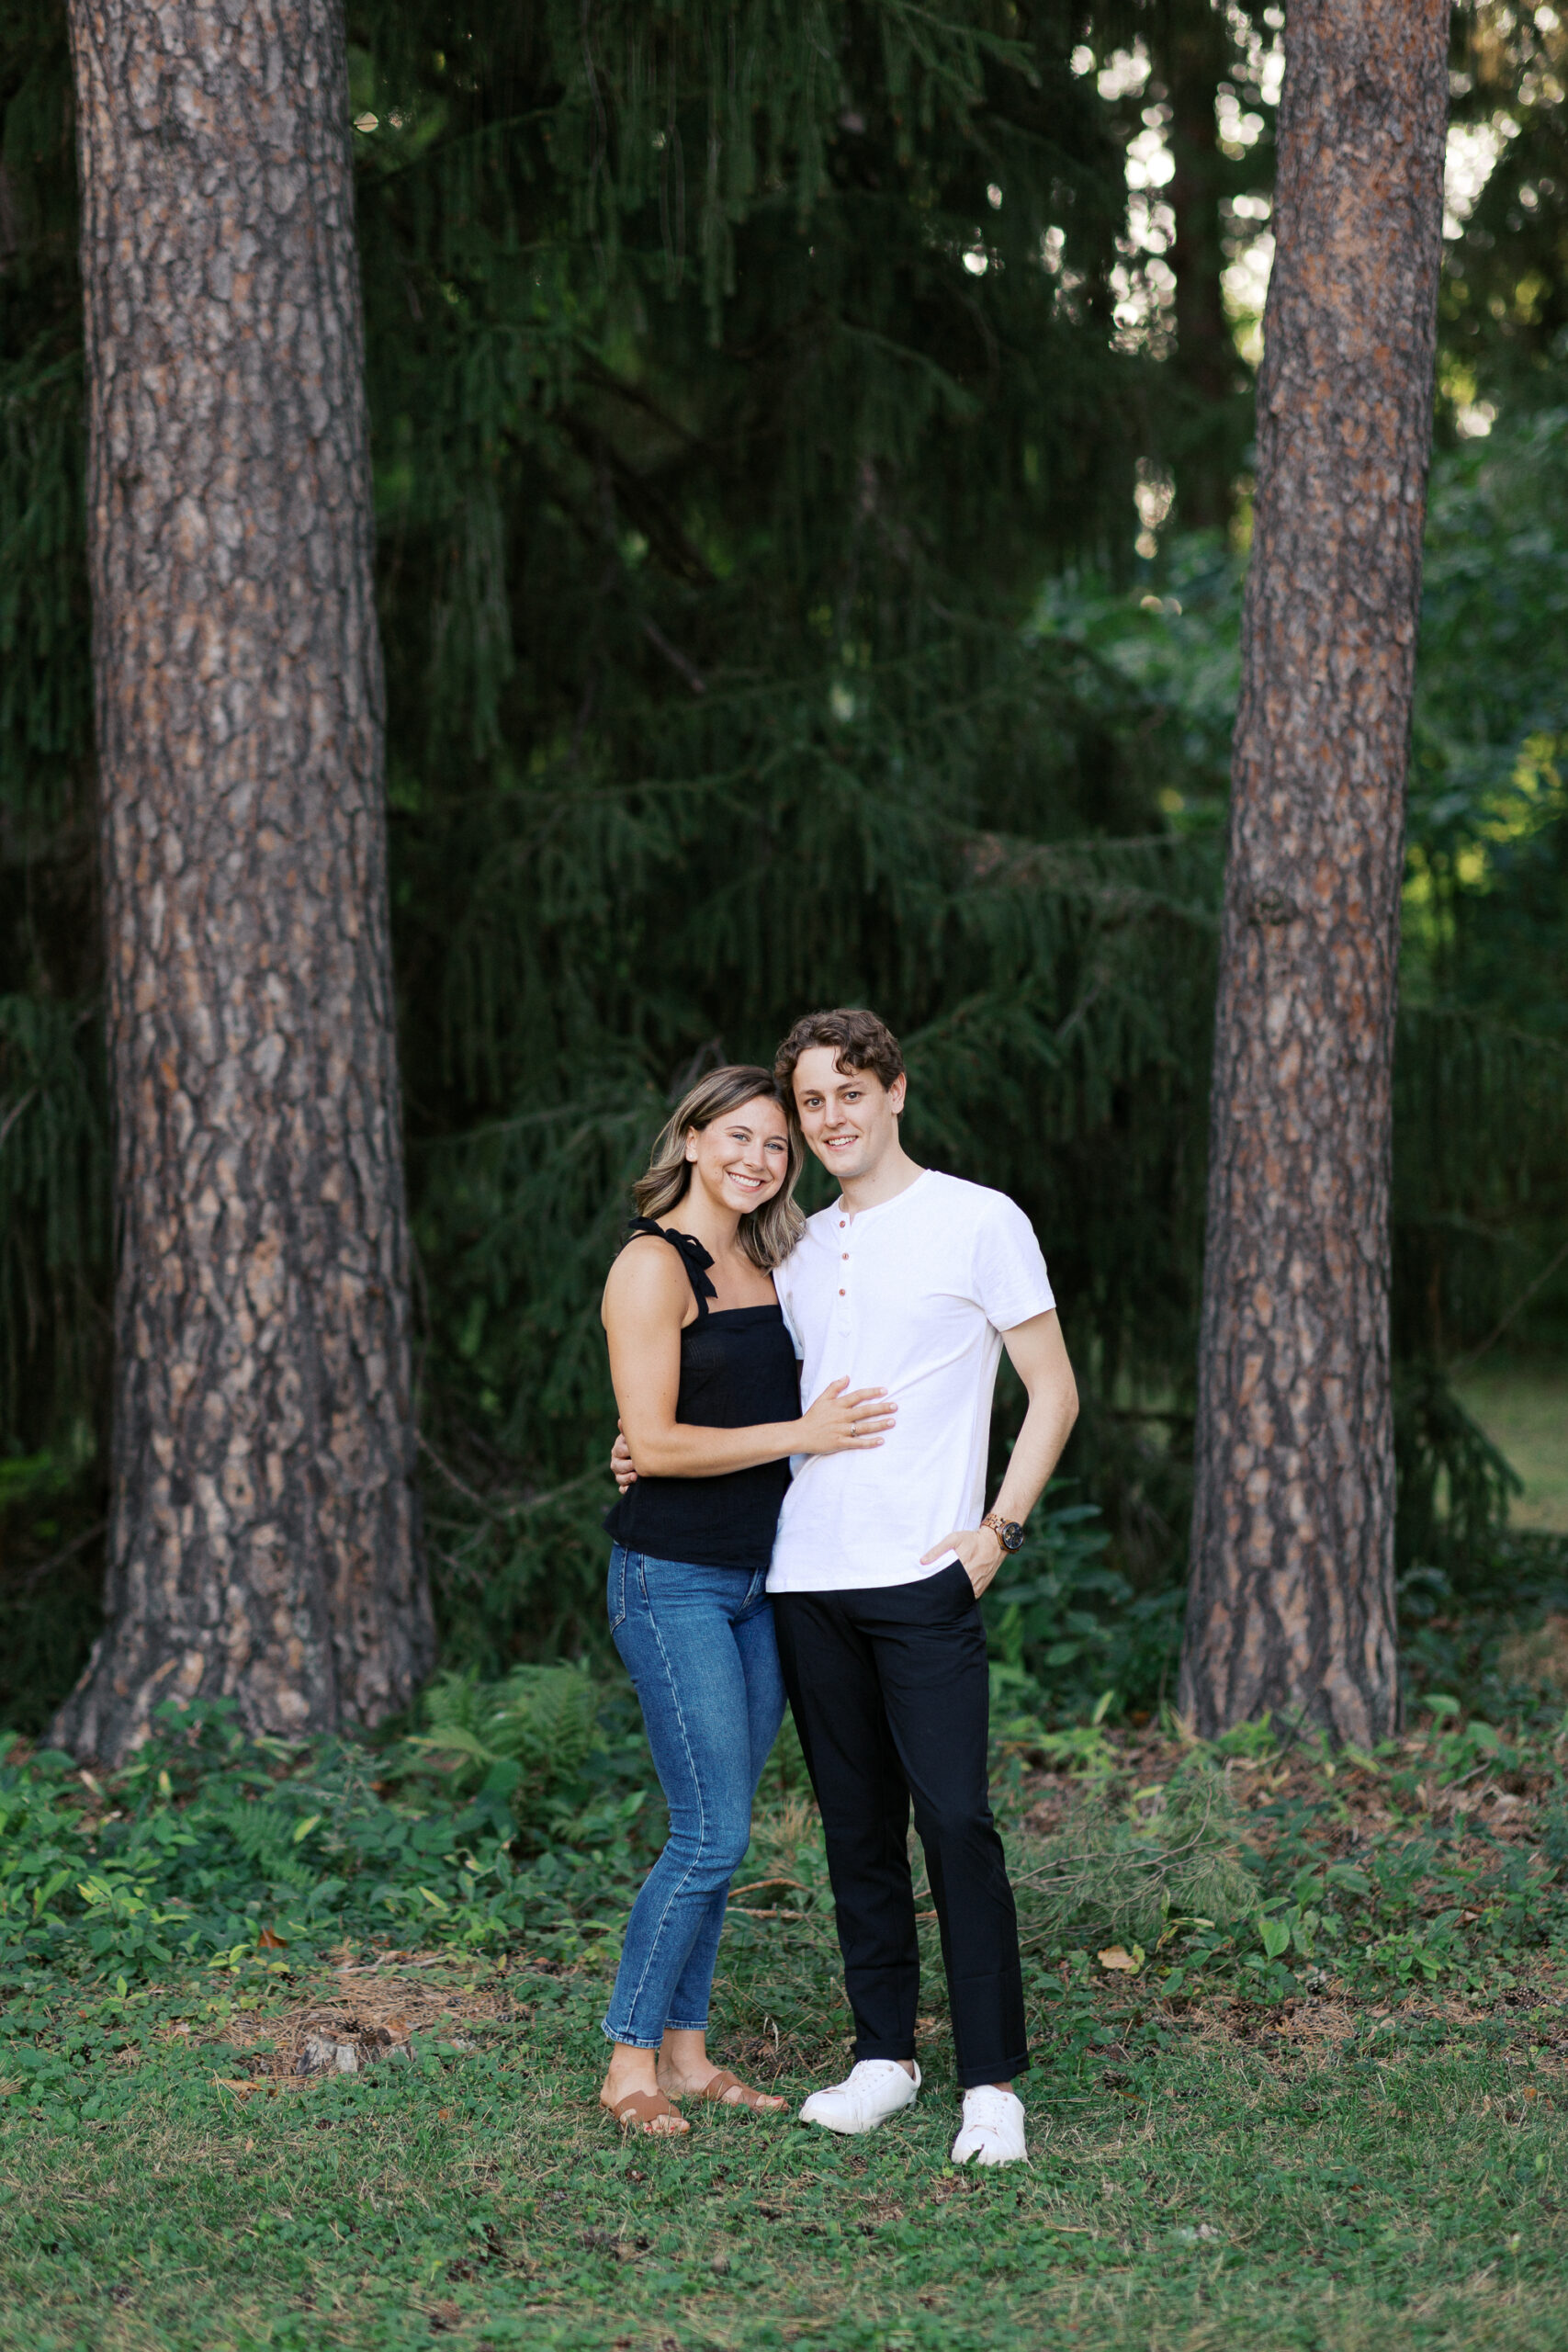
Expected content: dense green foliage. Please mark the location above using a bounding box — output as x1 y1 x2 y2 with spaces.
0 1694 615 1980
1061 399 1568 1366
6 1598 1568 1986
0 1 1564 1729
1443 4 1568 412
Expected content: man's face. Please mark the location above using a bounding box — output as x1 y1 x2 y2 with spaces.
791 1046 906 1184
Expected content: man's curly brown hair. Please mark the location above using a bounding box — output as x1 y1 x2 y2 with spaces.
773 1007 906 1098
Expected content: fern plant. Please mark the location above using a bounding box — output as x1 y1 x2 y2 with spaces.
413 1663 599 1821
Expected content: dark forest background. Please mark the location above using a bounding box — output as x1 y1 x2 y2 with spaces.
2 0 1565 1729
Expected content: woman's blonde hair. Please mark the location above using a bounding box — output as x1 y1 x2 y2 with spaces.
634 1065 805 1271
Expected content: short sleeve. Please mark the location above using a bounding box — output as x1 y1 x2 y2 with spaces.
971 1194 1055 1331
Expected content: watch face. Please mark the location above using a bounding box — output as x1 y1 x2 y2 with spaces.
1001 1521 1025 1553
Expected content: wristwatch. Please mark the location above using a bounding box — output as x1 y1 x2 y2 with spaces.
982 1511 1025 1555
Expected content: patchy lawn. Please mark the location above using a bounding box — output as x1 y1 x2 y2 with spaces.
5 1954 1568 2350
6 1712 1568 2349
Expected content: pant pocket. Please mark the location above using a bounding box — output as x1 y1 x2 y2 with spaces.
942 1558 980 1611
607 1546 631 1633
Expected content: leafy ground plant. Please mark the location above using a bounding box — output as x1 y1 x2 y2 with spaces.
0 1695 656 1980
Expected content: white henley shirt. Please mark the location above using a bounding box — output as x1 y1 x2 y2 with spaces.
768 1168 1055 1593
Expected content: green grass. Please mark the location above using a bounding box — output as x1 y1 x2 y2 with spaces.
4 1960 1568 2350
8 1697 1568 2347
1454 1359 1568 1533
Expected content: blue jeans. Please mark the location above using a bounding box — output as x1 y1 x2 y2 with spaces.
602 1546 785 2051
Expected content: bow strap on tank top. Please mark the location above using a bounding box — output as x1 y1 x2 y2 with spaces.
626 1216 716 1318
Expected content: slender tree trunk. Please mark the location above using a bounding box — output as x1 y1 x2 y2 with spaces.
52 0 433 1760
1177 0 1449 1745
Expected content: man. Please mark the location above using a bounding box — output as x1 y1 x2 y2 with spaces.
617 1007 1077 2165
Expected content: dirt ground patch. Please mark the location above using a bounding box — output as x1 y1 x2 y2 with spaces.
171 1957 547 2085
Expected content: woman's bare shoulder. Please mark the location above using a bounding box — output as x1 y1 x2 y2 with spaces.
603 1229 691 1324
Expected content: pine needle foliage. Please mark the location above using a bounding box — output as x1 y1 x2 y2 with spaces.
344 0 1217 1610
1011 1751 1258 1951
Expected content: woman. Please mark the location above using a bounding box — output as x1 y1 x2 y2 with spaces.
599 1064 896 2136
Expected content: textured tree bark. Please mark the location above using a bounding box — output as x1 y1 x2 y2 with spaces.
52 0 433 1759
1177 0 1449 1745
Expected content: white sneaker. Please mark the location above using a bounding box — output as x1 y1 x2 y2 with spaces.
798 2058 920 2135
951 2086 1028 2165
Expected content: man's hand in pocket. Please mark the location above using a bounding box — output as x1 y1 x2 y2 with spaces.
919 1523 1006 1599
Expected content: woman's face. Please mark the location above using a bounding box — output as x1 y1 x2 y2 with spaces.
685 1095 793 1216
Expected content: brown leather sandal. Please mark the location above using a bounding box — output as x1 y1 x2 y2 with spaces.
608 2088 688 2135
696 2068 785 2113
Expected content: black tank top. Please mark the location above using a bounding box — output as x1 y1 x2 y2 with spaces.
603 1220 801 1571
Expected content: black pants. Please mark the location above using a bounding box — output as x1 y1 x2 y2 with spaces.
773 1561 1029 2089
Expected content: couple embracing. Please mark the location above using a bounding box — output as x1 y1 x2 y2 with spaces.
597 1008 1078 2165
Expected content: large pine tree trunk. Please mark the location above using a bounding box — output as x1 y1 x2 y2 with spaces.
53 0 433 1760
1177 0 1449 1745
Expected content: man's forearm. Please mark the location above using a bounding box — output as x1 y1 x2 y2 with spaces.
990 1379 1077 1528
